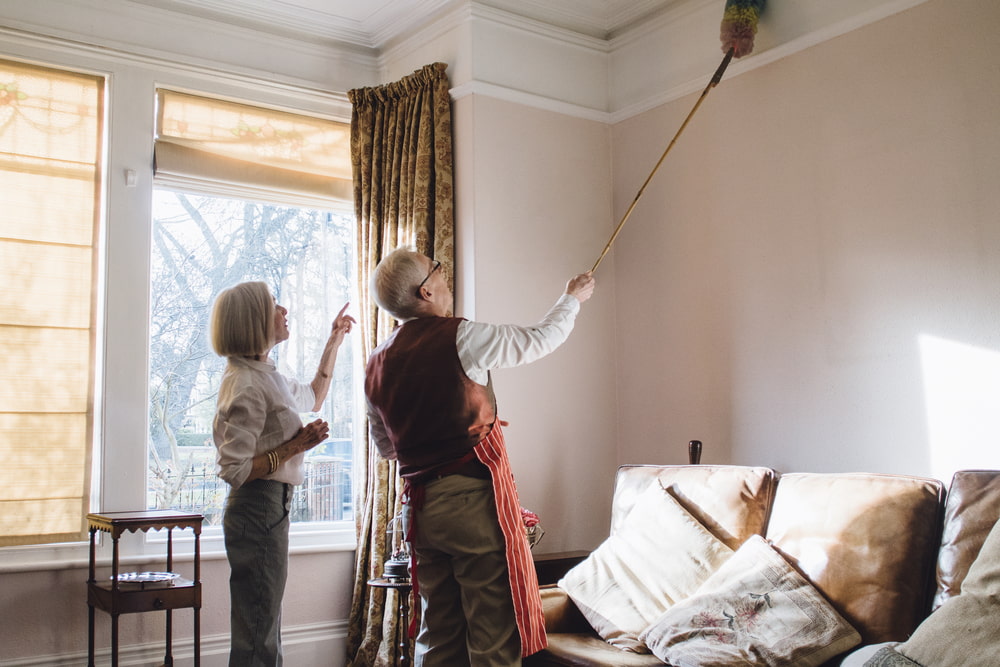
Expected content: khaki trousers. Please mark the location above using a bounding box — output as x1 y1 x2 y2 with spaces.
224 479 292 667
403 474 521 667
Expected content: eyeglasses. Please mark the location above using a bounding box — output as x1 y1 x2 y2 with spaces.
416 260 441 295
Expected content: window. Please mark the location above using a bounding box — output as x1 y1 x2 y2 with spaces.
147 191 357 525
0 57 357 560
0 59 103 547
149 90 357 529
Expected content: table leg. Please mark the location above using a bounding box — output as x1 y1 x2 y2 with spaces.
165 608 173 665
87 603 95 667
399 589 411 666
194 607 201 667
88 528 96 667
111 613 119 667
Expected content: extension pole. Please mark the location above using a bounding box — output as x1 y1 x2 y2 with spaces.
591 47 735 273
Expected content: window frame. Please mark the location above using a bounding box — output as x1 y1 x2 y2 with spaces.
146 181 364 554
0 36 358 573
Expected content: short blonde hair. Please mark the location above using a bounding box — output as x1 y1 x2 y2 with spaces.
371 248 428 320
210 281 275 357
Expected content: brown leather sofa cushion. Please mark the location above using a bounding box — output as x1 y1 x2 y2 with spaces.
528 586 662 666
765 472 945 645
524 633 664 667
933 469 1000 610
612 465 777 550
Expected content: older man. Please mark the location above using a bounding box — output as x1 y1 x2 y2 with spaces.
365 248 594 666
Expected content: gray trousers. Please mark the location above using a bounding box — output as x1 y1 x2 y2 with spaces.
403 474 521 667
224 479 292 667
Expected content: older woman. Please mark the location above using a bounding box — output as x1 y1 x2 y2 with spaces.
210 281 354 667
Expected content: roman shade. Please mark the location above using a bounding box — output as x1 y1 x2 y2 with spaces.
154 89 352 202
0 58 103 547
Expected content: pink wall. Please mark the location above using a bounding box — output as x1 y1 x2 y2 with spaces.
453 95 621 553
612 0 1000 480
2 550 353 664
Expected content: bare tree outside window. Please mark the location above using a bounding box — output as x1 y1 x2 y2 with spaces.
147 189 356 525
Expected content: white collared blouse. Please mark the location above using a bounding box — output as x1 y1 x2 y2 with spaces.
212 356 316 489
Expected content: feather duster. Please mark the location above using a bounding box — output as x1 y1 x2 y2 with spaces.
721 0 766 58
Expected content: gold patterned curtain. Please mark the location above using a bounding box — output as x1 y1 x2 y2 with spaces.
346 62 455 667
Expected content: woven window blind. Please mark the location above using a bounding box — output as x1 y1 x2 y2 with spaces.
155 90 352 201
0 59 103 547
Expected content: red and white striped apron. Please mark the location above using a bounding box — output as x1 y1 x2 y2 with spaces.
473 423 547 657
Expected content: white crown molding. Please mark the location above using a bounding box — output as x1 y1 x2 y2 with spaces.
377 0 472 69
125 0 373 47
606 0 694 37
381 1 610 117
478 0 607 39
1 0 938 125
0 0 379 101
609 47 758 124
367 0 464 47
0 25 354 120
392 0 937 125
479 0 683 40
127 0 463 50
609 0 716 50
470 3 610 52
450 80 611 123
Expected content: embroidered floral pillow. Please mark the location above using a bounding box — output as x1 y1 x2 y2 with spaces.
558 483 734 652
639 534 861 666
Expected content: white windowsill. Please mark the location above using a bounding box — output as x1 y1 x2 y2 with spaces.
0 521 357 574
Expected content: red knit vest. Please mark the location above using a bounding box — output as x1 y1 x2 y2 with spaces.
365 317 496 477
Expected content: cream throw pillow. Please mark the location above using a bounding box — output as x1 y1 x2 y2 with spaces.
557 483 734 652
639 535 861 666
894 517 1000 667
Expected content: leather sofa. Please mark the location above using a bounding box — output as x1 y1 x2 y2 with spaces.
525 465 1000 666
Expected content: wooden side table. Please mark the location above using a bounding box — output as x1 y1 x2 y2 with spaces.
87 509 203 667
368 576 413 666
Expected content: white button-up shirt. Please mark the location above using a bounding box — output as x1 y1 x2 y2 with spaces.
456 293 581 386
213 356 316 489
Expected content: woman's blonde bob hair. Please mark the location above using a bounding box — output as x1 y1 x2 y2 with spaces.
210 281 276 357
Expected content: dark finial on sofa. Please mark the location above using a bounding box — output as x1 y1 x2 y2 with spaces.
688 440 702 465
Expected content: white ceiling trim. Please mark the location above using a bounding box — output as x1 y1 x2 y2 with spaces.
376 2 472 76
3 0 940 126
450 80 611 123
365 0 462 48
126 0 459 49
470 3 610 52
0 24 355 121
609 0 717 50
125 0 368 48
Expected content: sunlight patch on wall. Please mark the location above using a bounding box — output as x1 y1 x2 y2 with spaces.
919 334 1000 483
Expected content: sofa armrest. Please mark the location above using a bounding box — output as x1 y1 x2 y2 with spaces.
539 584 591 633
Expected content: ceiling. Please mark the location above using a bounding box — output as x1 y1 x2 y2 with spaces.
129 0 687 50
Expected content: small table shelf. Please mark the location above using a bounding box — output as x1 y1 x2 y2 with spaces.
87 510 203 667
368 577 413 666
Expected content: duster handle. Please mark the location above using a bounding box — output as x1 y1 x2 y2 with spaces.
591 47 735 273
